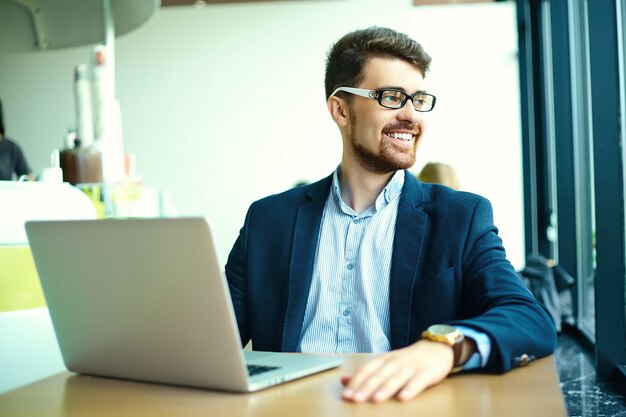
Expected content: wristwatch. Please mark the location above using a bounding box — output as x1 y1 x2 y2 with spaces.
421 324 465 373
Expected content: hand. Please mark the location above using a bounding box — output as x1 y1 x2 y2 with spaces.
341 340 454 403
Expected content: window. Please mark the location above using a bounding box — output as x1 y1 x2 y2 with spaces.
617 0 626 373
517 0 626 380
568 0 595 341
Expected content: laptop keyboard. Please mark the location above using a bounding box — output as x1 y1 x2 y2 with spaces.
247 364 280 376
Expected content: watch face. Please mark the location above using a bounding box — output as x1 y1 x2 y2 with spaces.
428 324 457 335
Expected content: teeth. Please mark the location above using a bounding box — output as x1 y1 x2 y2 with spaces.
387 132 413 141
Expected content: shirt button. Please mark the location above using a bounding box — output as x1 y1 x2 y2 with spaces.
346 263 354 270
353 218 360 224
343 309 350 316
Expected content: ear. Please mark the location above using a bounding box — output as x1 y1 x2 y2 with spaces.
327 96 351 127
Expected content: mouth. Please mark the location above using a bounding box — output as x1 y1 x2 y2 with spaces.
383 130 419 149
385 132 415 142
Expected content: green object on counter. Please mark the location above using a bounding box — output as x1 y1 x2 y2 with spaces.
0 246 46 312
80 185 106 219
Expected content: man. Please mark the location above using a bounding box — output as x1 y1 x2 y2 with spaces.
0 99 32 181
225 27 556 403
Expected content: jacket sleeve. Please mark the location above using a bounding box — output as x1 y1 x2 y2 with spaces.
450 198 557 373
225 206 252 347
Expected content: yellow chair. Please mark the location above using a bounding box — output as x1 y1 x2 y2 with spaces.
0 246 46 313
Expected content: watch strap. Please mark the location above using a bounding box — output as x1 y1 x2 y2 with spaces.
421 325 465 373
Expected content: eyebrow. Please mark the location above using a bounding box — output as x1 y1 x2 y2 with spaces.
377 86 429 94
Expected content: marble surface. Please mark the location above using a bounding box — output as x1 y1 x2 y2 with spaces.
555 332 626 416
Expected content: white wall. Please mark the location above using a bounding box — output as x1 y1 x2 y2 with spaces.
408 4 525 268
0 0 524 268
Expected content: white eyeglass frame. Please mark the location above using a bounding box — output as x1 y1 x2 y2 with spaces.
330 86 436 112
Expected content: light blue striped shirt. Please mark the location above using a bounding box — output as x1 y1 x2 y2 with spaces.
298 168 403 353
298 167 490 369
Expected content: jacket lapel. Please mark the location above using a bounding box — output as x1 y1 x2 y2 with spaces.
389 172 428 349
280 174 332 351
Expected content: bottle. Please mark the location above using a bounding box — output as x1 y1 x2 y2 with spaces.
64 128 78 150
74 64 94 146
91 45 125 183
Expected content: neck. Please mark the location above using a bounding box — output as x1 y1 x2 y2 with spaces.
339 157 396 214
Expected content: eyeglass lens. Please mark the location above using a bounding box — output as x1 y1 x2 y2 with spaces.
378 90 434 111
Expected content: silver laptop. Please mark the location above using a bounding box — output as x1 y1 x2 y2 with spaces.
25 217 343 392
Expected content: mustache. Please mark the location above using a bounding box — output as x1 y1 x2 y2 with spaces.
382 122 420 134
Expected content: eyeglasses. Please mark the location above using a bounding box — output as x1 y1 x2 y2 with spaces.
331 87 436 112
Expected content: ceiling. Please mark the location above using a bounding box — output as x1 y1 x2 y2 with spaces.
413 0 494 3
162 0 309 5
0 0 159 53
161 0 496 6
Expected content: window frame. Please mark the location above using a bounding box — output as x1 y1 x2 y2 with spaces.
517 0 626 381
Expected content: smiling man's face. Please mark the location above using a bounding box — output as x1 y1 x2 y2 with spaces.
345 57 428 174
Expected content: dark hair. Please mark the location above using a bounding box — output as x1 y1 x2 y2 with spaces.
324 27 432 100
0 98 4 136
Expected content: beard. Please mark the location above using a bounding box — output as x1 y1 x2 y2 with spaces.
349 114 420 174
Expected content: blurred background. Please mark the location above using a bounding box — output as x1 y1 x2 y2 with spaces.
0 0 524 265
1 1 625 414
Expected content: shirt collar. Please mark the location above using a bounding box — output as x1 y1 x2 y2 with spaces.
331 166 405 214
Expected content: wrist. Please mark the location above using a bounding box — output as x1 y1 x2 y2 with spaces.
458 337 478 368
421 324 464 372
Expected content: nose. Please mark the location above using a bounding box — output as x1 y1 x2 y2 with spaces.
396 98 421 123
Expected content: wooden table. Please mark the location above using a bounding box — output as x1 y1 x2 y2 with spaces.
0 355 566 417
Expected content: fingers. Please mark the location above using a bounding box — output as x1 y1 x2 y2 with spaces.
341 357 388 402
340 374 351 386
343 365 436 403
396 372 432 401
341 341 454 403
369 366 414 402
342 354 406 402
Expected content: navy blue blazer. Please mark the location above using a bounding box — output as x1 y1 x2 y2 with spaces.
226 171 557 373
